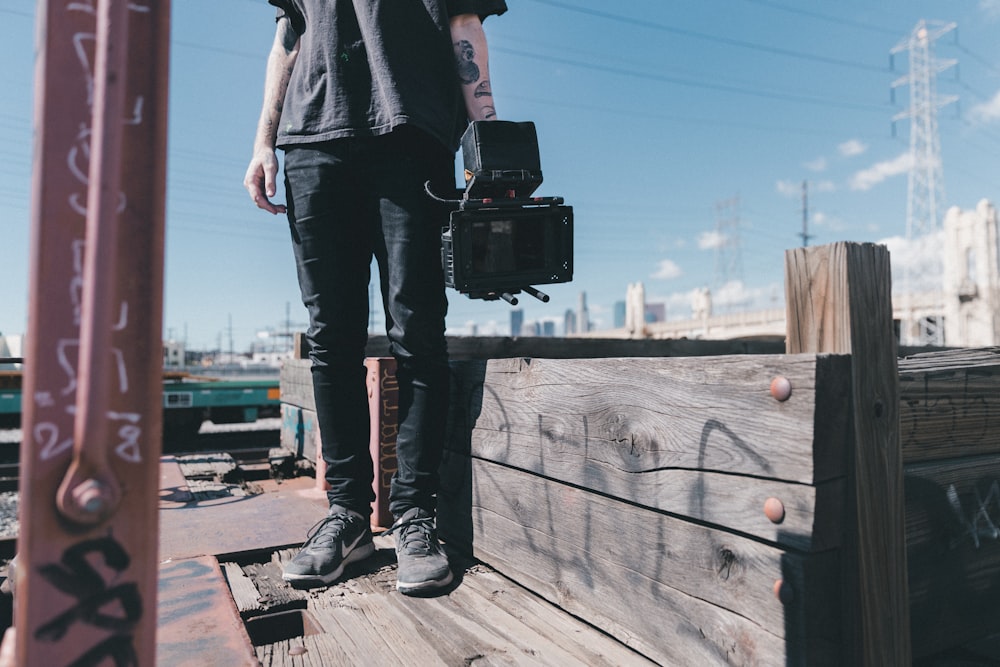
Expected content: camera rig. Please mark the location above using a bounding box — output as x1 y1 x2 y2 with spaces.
429 121 574 306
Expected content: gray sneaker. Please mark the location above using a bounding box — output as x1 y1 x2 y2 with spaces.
282 505 374 587
389 507 453 595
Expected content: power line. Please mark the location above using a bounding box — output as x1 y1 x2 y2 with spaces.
731 0 898 36
494 46 888 113
522 0 888 73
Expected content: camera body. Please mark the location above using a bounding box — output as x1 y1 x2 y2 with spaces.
440 121 574 305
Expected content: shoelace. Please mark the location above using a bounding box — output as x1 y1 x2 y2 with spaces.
303 513 352 549
387 515 436 556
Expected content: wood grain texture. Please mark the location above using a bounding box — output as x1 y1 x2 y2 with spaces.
899 348 1000 463
445 456 843 667
279 359 315 412
444 354 850 550
904 456 1000 658
785 242 909 666
449 354 848 484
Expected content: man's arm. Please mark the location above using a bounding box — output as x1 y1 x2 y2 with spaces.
450 14 496 121
244 17 300 215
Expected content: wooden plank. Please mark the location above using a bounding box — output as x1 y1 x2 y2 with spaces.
279 359 315 412
242 561 308 611
451 354 848 484
279 403 319 462
363 334 786 360
785 242 909 666
221 562 264 615
903 456 1000 658
899 348 1000 463
441 455 842 666
445 354 850 550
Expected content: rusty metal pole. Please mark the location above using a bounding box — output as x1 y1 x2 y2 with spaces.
12 0 170 664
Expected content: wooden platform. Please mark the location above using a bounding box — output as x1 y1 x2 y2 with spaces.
156 457 651 666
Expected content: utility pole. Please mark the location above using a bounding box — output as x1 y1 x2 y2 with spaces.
891 19 957 346
713 194 744 312
800 180 813 248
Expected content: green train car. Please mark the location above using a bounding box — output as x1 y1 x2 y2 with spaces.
0 371 280 437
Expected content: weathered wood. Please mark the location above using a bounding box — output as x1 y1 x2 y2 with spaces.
221 561 264 615
440 455 842 666
279 359 315 412
279 403 319 463
241 561 308 611
363 334 786 360
445 354 850 550
785 242 909 666
899 348 1000 463
903 457 1000 658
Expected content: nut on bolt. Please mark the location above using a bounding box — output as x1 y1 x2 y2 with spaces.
72 478 113 516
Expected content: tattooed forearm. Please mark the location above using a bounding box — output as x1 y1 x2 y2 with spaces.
454 39 480 84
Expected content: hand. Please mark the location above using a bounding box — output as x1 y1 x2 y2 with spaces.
244 147 286 215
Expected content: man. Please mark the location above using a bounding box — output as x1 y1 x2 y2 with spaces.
244 0 506 595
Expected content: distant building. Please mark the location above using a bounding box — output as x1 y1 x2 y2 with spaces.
613 301 626 329
645 303 666 324
564 309 577 336
944 199 1000 346
510 308 524 337
542 320 556 337
163 340 185 367
577 292 590 333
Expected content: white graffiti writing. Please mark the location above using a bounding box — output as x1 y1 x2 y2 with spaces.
947 481 1000 549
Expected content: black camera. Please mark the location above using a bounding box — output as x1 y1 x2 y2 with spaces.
434 121 574 305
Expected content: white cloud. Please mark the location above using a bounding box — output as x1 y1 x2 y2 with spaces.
878 229 946 294
651 259 683 280
697 230 727 250
776 180 800 197
981 0 1000 18
849 152 912 191
804 157 827 172
970 90 1000 123
813 180 837 193
838 139 868 157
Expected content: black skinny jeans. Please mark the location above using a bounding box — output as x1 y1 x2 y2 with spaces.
283 126 453 519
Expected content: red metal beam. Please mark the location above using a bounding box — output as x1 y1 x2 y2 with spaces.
12 0 170 664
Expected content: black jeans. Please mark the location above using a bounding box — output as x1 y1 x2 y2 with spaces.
283 127 452 519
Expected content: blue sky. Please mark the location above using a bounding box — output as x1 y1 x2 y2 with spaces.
3 0 1000 351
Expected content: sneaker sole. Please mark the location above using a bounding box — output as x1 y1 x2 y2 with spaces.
282 541 375 586
396 567 454 595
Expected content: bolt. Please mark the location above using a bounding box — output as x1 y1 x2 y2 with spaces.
764 497 785 524
73 479 111 516
770 376 792 402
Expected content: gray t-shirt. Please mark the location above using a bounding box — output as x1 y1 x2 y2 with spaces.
268 0 507 152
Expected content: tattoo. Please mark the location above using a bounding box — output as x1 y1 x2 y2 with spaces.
453 39 480 84
278 18 299 54
474 80 492 99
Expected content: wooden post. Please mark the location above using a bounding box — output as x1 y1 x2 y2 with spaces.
13 1 170 664
785 242 910 665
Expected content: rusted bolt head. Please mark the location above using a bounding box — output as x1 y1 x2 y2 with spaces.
773 579 794 604
73 479 112 515
764 497 785 524
770 376 792 402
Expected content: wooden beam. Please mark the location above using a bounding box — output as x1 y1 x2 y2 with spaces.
785 242 910 666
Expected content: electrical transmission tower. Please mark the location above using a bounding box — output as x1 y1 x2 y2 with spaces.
890 19 957 345
713 195 745 312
